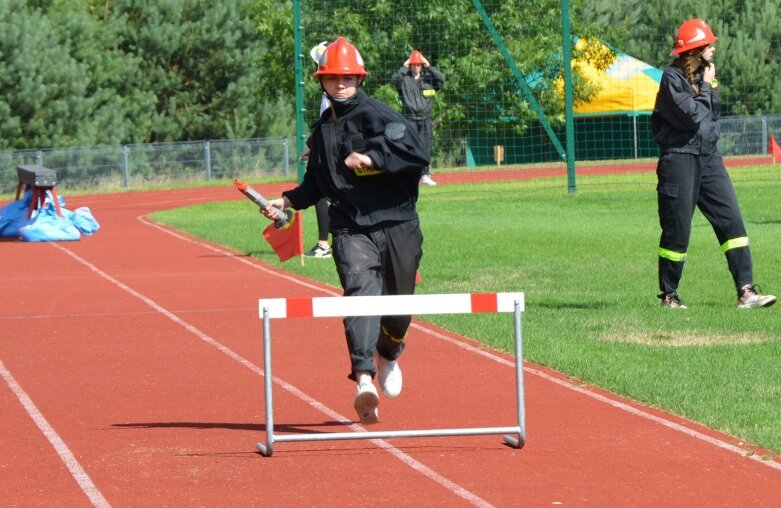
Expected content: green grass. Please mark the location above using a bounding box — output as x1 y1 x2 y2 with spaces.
151 168 781 455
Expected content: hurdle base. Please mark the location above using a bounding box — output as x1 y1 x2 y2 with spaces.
503 433 525 449
256 442 273 457
257 425 522 456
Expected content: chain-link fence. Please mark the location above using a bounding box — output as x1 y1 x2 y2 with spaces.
293 0 781 188
0 138 294 195
3 1 780 195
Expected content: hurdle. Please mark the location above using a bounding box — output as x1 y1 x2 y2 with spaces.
256 292 525 457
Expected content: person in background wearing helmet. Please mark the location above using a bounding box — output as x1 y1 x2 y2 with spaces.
261 37 430 424
392 50 446 186
301 40 333 259
651 18 776 309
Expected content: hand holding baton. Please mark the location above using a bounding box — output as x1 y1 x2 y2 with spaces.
234 179 293 229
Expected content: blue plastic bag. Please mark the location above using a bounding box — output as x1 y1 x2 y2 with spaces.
19 204 81 242
0 190 33 238
64 206 100 235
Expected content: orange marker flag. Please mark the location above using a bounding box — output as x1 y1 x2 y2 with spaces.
769 134 781 164
262 210 304 262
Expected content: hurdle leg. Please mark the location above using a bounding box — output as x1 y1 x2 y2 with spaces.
503 300 526 448
256 308 275 456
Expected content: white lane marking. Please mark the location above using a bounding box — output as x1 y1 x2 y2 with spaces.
0 359 111 508
50 241 494 508
142 217 781 472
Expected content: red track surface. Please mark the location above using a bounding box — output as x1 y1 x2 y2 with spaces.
2 170 780 506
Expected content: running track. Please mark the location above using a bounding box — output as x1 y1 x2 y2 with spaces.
2 168 780 506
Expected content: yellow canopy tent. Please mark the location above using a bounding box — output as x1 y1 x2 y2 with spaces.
563 39 663 158
569 38 662 117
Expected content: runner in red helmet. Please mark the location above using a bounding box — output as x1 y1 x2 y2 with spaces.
262 37 430 424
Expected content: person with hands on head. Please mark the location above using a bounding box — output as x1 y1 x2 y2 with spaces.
261 37 430 424
391 49 446 186
651 18 776 309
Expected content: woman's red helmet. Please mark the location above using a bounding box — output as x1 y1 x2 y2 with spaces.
313 37 368 78
671 18 718 56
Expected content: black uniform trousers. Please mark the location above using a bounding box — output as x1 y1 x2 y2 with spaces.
657 152 753 295
332 219 423 379
410 118 433 175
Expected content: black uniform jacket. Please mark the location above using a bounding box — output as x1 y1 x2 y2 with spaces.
391 66 446 121
651 64 720 155
283 90 430 230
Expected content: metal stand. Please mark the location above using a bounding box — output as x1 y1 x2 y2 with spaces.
255 293 526 457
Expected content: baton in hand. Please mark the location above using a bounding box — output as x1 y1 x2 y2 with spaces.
234 179 292 229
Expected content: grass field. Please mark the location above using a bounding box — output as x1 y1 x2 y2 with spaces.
151 168 781 456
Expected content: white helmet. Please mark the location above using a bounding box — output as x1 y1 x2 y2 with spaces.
309 41 328 64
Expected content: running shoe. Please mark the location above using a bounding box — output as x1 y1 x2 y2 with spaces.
354 381 379 424
377 355 402 398
420 174 437 186
304 244 331 258
660 292 687 309
737 285 777 309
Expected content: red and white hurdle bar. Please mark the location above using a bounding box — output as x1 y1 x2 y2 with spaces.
256 292 525 457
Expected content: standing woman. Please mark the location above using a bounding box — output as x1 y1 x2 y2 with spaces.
651 18 776 309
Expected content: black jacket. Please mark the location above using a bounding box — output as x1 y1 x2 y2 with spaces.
391 66 446 121
651 63 720 155
283 90 430 229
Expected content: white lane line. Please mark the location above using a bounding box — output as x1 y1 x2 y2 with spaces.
50 241 494 508
413 325 781 471
142 216 781 472
0 359 111 508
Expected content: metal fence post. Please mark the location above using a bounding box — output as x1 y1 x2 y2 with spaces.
121 145 130 188
36 150 43 166
282 137 289 177
204 141 212 181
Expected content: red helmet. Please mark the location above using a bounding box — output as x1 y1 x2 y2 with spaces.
670 18 718 56
312 37 368 78
408 50 426 65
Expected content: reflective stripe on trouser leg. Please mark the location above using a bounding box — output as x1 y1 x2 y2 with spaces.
657 153 697 294
658 249 686 295
722 237 753 290
696 155 753 290
377 326 406 361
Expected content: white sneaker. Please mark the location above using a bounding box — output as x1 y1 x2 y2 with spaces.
420 175 437 186
378 356 402 398
737 285 777 309
354 381 379 424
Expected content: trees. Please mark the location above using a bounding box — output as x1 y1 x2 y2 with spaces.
1 0 284 149
580 0 781 116
253 0 616 163
2 0 778 151
0 0 151 149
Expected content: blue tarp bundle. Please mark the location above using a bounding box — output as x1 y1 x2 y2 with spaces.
0 189 100 241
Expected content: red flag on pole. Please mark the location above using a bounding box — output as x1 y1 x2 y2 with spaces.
262 211 304 262
769 134 781 164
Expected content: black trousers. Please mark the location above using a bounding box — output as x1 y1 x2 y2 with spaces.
332 219 423 379
656 152 753 295
411 118 433 175
314 198 329 242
